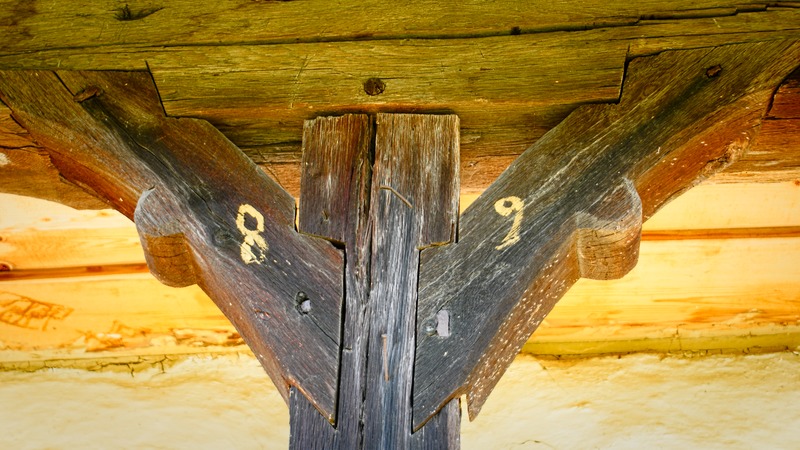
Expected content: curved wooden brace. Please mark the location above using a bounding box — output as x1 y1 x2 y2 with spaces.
0 70 344 421
135 188 199 288
576 179 642 281
413 40 800 429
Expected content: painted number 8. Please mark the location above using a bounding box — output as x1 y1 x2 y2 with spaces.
494 196 524 250
237 204 268 265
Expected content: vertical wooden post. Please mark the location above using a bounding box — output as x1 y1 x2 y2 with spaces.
291 114 461 448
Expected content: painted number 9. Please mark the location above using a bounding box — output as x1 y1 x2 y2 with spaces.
494 196 524 250
237 204 268 265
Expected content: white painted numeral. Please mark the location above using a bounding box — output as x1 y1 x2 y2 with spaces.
236 204 268 265
494 196 524 250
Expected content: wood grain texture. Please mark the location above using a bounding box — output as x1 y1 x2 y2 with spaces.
413 40 800 427
0 273 242 358
720 66 800 182
145 9 799 166
770 66 800 119
290 114 460 448
576 180 642 280
0 102 107 208
2 7 797 195
0 0 790 57
364 114 460 446
1 11 799 203
146 33 626 169
0 70 344 420
291 114 374 448
527 236 800 355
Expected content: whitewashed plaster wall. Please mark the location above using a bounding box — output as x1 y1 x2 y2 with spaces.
1 352 799 449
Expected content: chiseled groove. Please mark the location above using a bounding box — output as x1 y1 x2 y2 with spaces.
0 263 151 282
641 226 800 241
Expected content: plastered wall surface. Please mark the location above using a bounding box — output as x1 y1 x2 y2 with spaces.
1 352 799 449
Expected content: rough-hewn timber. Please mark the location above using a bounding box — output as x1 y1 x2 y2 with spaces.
2 0 794 54
290 114 460 448
291 114 374 449
0 70 344 421
1 5 799 206
412 40 800 427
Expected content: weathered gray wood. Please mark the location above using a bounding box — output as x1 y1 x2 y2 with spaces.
291 114 374 449
364 114 460 448
412 40 800 428
291 114 460 448
0 70 344 420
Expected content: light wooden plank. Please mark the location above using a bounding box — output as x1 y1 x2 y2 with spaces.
2 236 798 363
641 181 800 230
0 194 130 230
0 229 143 271
0 273 240 360
4 180 800 272
525 237 800 355
461 181 800 231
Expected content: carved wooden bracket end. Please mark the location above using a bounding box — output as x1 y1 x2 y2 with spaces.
576 179 643 281
135 189 199 288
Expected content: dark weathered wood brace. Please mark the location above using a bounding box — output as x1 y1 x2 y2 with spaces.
291 114 461 448
0 38 798 448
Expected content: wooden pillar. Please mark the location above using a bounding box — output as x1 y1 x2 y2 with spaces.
1 39 798 449
290 114 461 448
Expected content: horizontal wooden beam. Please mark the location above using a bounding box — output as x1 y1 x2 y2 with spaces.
150 9 800 172
4 61 798 207
1 9 798 207
3 180 799 274
527 236 800 355
0 273 243 365
0 1 792 58
2 236 797 365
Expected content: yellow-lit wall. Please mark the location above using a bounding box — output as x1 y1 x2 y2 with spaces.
2 352 799 449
